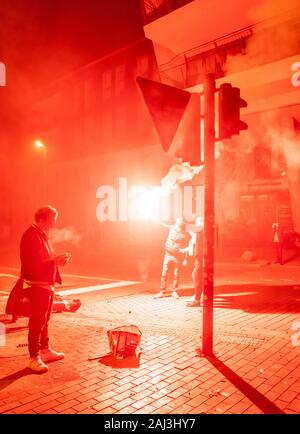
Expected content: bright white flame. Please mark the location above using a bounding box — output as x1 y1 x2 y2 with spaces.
133 186 170 227
35 140 44 148
133 187 168 221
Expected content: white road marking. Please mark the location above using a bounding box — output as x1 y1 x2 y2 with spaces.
0 269 139 297
0 273 19 278
0 268 121 282
0 267 18 271
60 273 119 282
56 280 140 296
215 291 256 297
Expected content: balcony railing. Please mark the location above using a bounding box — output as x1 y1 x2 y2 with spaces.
140 0 194 24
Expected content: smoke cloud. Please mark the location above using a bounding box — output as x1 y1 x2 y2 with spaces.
221 0 300 185
49 227 83 246
225 0 300 75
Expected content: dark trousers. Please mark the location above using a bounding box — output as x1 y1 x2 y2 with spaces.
274 242 283 265
28 287 54 358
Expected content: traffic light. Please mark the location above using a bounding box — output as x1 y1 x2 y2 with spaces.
218 83 248 140
175 93 201 166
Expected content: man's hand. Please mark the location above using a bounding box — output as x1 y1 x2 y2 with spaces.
55 253 71 266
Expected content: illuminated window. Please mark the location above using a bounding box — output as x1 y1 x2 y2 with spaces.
103 110 113 140
115 64 126 96
136 55 149 77
84 79 97 113
102 70 113 101
114 106 126 142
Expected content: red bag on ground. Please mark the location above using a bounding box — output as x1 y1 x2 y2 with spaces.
107 325 142 359
5 278 31 317
5 280 81 317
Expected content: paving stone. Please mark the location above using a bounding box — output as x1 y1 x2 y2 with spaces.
1 279 299 415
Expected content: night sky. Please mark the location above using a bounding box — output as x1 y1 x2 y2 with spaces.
0 0 144 117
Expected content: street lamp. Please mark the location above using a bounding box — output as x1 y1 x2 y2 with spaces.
34 139 47 203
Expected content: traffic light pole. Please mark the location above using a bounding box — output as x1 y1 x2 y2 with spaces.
138 74 247 357
202 74 215 356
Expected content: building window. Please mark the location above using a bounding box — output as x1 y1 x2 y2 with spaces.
84 78 97 113
102 70 113 101
136 54 150 77
114 106 126 142
102 110 113 141
115 64 126 97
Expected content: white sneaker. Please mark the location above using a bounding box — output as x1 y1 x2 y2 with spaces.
186 300 201 307
171 291 180 299
187 295 196 303
40 348 65 362
28 356 48 373
154 291 166 299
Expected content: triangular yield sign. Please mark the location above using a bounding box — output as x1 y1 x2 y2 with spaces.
136 76 191 152
293 117 300 134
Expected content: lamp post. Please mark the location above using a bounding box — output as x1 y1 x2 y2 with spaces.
35 140 47 204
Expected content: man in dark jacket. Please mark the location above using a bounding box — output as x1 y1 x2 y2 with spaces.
20 206 71 373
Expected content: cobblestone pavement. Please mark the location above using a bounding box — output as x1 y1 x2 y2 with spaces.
0 277 299 414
